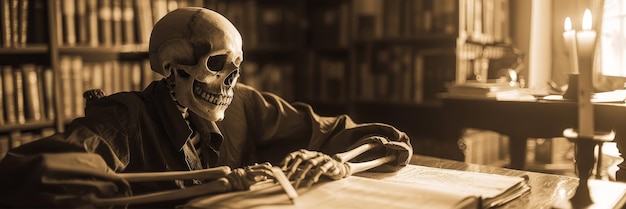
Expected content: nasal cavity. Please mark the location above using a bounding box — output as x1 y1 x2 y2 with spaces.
224 70 239 86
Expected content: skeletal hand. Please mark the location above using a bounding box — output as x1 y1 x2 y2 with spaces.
280 149 349 188
226 162 275 191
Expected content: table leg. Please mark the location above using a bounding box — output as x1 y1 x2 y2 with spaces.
616 133 626 182
508 136 527 170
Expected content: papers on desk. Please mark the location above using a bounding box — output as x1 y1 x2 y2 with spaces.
442 82 538 101
355 164 530 209
542 89 626 103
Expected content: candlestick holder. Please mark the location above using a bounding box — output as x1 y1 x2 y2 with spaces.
563 73 579 100
569 137 595 207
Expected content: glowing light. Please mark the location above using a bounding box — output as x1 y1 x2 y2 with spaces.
582 9 592 30
564 17 572 31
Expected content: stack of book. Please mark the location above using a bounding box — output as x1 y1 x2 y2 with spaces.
444 81 519 99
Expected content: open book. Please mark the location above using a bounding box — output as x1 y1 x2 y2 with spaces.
183 164 529 209
184 175 479 209
355 164 530 209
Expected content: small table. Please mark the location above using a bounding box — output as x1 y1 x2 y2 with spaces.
439 96 626 181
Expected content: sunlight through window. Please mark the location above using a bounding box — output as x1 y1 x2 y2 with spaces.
600 0 626 76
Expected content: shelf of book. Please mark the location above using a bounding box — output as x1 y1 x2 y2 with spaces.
0 0 203 158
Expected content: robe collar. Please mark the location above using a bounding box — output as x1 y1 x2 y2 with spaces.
144 80 224 151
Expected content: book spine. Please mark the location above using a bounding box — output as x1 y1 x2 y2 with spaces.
54 0 63 45
86 0 98 46
90 61 104 91
61 0 76 46
1 0 11 47
2 65 16 124
9 0 17 45
98 0 112 46
70 56 83 117
26 0 47 44
110 0 122 45
121 0 134 44
59 56 73 118
41 67 54 120
35 65 45 121
16 0 26 46
75 0 88 45
413 53 424 103
21 64 42 121
13 67 25 124
134 0 152 44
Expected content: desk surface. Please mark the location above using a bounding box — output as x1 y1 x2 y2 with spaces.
411 155 626 209
185 155 626 209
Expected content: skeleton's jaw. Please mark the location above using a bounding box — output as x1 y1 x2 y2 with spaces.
185 80 233 121
193 82 233 106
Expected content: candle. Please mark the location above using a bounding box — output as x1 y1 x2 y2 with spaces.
563 17 579 74
576 9 597 71
575 9 596 138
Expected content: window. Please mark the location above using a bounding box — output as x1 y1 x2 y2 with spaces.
600 0 626 76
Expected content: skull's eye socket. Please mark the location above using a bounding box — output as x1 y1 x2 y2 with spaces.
207 54 227 72
176 69 190 78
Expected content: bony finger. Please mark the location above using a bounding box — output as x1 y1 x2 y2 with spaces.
294 164 314 188
280 153 298 170
318 161 333 174
307 154 327 167
249 169 274 179
285 158 303 179
306 170 325 188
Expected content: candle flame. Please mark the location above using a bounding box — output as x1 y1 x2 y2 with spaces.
582 9 592 30
564 17 572 31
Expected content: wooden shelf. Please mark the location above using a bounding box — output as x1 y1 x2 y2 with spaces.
58 44 149 54
0 45 49 54
0 120 55 133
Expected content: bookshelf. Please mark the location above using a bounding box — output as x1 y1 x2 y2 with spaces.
209 0 514 159
0 0 203 159
0 0 514 160
212 0 510 143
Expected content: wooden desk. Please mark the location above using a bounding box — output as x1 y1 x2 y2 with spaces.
411 155 626 209
183 155 626 208
439 97 626 181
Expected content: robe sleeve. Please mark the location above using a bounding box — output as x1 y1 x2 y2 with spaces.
218 84 412 172
0 96 136 207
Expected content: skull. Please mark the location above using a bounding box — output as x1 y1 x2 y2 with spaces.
149 7 243 121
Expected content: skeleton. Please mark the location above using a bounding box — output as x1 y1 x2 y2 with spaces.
85 7 397 206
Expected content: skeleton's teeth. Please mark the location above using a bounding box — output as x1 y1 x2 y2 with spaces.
193 83 232 106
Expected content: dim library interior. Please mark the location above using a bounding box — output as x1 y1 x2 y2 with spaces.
2 0 626 208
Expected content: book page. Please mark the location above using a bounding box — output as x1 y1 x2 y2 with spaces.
184 176 479 209
355 164 527 199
